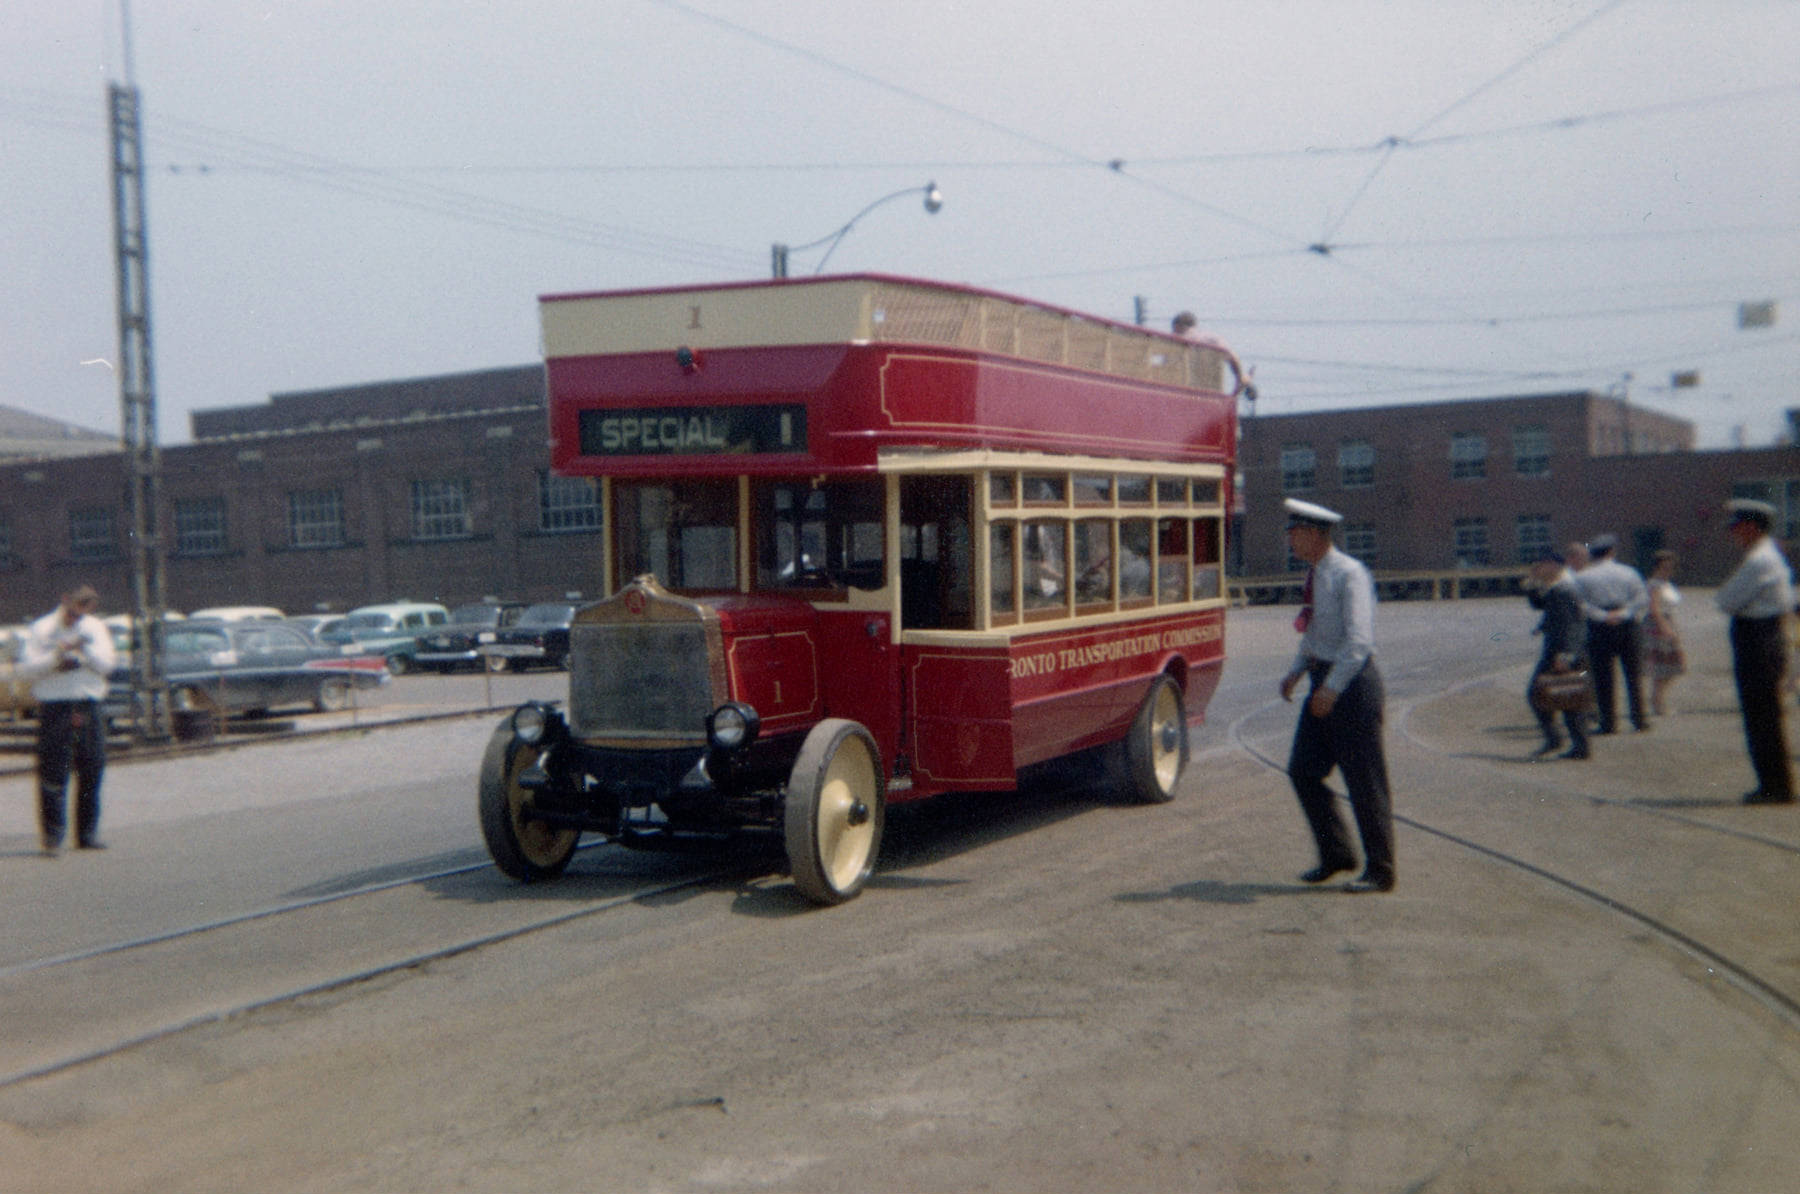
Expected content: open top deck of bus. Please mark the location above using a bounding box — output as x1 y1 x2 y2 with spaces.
541 273 1232 394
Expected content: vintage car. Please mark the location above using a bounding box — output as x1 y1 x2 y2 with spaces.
284 614 348 643
320 602 450 674
414 601 530 672
483 602 576 671
107 620 390 719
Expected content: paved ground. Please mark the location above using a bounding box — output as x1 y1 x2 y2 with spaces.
1 597 1797 1192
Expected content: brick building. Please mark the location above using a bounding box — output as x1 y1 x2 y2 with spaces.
0 366 604 622
1237 390 1800 584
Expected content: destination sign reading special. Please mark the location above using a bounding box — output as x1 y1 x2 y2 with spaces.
579 404 808 456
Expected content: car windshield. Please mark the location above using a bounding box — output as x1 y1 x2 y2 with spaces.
448 604 504 626
344 614 397 634
518 604 574 627
165 628 231 655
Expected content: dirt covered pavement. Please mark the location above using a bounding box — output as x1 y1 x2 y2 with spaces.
2 601 1798 1193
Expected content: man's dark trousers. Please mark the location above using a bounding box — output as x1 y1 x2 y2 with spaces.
37 699 106 846
1730 615 1794 799
1289 661 1394 883
1587 619 1646 731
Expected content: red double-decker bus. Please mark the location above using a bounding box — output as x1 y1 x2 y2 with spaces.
478 275 1238 904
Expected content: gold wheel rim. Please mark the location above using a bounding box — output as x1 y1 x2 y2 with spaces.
817 735 878 891
506 760 576 867
1150 684 1182 792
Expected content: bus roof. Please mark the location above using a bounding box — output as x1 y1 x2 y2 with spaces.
540 273 1232 395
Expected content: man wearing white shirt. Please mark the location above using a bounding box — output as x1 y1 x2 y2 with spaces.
21 585 117 853
1715 500 1796 804
1278 499 1395 892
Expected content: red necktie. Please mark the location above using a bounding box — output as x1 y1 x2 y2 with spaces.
1294 568 1313 632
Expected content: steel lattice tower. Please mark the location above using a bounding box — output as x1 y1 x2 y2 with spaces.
110 80 171 742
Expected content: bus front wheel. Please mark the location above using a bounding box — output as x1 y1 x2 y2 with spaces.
477 722 579 881
1121 673 1188 804
784 719 885 905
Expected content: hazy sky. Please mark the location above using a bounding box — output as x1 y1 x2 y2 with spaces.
4 1 1796 448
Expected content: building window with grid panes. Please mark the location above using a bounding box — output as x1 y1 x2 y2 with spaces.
288 488 345 548
1343 522 1377 565
1515 513 1552 563
1338 440 1375 488
411 478 472 540
1513 424 1550 476
174 497 228 556
1280 444 1316 492
69 507 116 560
1450 432 1487 480
538 471 600 532
1453 516 1490 566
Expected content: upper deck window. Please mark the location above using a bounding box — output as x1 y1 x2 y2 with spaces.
615 479 738 592
755 480 885 593
1117 476 1152 505
1023 474 1066 505
1156 478 1188 505
988 473 1017 507
1073 474 1112 505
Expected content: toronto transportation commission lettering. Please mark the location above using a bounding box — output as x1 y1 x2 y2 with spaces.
1009 619 1221 681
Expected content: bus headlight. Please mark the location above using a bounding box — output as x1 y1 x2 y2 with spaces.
511 703 550 745
706 702 760 751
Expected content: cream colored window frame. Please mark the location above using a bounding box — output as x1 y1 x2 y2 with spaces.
879 450 1227 639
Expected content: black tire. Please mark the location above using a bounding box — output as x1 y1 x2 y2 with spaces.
386 653 411 676
783 718 885 905
477 722 579 881
314 677 353 713
1121 673 1187 804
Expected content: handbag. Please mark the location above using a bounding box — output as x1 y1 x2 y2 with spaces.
1531 665 1595 714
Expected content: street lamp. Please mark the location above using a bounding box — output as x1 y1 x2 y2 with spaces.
771 181 943 278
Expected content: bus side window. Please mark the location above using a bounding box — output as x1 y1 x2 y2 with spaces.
900 476 972 630
1022 519 1066 614
1192 516 1222 599
989 522 1016 624
1158 518 1189 602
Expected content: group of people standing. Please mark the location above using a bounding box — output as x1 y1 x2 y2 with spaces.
1524 499 1794 804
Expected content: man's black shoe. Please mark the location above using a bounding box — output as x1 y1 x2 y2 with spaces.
1558 746 1590 760
1743 789 1796 805
76 840 107 850
1345 873 1396 893
1531 738 1564 758
1300 859 1355 884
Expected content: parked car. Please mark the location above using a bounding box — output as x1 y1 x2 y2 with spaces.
485 601 578 671
1 624 33 720
187 605 286 622
106 620 389 719
284 614 348 643
320 601 450 674
414 601 530 673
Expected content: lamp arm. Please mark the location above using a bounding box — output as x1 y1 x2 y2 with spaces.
781 183 940 274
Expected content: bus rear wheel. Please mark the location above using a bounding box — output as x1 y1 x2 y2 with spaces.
1121 673 1187 804
477 722 579 881
784 719 885 905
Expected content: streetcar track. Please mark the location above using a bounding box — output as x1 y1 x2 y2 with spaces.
0 863 732 1091
1224 677 1800 1029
